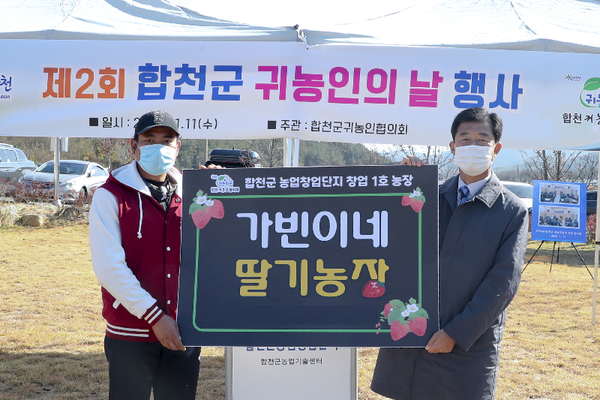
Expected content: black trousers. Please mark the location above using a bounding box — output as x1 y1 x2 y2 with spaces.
104 336 201 400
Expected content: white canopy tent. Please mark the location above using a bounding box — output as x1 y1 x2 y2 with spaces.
178 0 600 53
0 0 598 321
0 0 600 148
2 0 600 147
3 0 600 52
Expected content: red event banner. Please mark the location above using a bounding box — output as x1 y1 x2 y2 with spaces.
178 165 439 347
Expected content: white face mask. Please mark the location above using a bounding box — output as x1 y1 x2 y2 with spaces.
453 145 495 176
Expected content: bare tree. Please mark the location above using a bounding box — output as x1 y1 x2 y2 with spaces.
570 151 599 186
97 138 134 170
494 165 522 182
385 145 456 180
112 138 135 169
245 139 284 167
520 150 583 182
97 138 119 170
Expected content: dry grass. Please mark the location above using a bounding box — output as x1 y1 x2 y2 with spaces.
497 243 600 400
0 223 599 399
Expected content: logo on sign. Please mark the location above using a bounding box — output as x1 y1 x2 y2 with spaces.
580 77 600 108
210 174 240 193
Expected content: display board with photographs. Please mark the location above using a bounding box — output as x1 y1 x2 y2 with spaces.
531 180 586 243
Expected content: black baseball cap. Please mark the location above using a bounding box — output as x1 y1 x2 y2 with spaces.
134 110 179 139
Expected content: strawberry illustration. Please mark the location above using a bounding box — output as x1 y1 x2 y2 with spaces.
390 320 409 341
362 280 386 298
402 188 426 213
376 298 430 340
410 199 424 213
408 316 428 336
206 199 224 219
191 209 212 229
189 190 225 229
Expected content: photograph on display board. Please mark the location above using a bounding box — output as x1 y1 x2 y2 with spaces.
537 205 580 228
177 165 440 348
538 181 581 205
531 180 586 243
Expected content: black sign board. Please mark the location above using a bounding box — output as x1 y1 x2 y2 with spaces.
178 165 439 347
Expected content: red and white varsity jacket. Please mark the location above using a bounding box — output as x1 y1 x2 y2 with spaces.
89 161 182 342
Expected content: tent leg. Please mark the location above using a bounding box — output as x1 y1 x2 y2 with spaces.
593 153 600 325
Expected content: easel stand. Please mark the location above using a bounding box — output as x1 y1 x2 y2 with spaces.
523 241 594 279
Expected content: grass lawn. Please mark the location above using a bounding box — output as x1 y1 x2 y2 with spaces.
0 222 598 399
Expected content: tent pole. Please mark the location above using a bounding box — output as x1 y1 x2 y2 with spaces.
293 139 300 167
205 139 209 165
283 138 299 167
52 137 62 208
283 138 291 167
593 152 599 325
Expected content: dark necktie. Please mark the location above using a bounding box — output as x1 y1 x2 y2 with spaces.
459 185 470 205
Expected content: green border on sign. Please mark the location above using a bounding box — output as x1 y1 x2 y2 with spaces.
191 192 423 334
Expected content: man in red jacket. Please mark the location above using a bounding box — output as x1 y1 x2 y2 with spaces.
90 110 203 400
